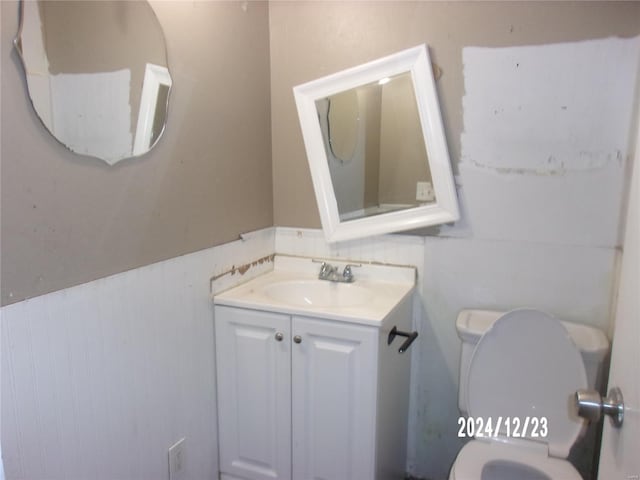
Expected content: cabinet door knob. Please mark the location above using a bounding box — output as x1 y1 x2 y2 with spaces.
275 332 284 342
293 335 302 344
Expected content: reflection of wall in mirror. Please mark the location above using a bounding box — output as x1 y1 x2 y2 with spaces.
39 1 166 145
324 75 434 217
152 83 170 145
327 90 358 161
379 74 433 205
50 70 132 160
133 63 172 155
360 84 382 210
22 2 53 129
319 96 366 216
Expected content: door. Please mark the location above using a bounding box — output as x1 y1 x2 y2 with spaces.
215 306 292 480
291 316 378 480
597 125 639 478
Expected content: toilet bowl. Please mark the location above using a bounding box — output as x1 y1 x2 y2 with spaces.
452 440 581 480
450 308 609 480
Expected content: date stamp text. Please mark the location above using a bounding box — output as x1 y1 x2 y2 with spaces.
457 416 548 438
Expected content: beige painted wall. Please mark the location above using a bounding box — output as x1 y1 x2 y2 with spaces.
270 1 640 228
1 0 273 305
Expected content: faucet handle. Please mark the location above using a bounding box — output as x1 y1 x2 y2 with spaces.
317 261 335 279
342 263 361 282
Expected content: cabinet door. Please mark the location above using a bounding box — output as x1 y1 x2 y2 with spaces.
215 306 291 480
291 316 378 480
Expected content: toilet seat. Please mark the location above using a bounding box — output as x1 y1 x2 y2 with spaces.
467 309 587 457
451 309 589 479
450 440 582 480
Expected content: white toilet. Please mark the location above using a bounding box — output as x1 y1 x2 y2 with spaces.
450 308 609 480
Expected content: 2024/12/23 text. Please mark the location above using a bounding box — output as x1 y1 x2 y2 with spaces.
458 416 548 438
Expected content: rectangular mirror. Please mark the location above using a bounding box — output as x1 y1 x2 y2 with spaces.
294 45 459 242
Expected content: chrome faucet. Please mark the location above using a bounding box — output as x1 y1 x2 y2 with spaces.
318 262 336 280
318 262 359 283
342 265 355 282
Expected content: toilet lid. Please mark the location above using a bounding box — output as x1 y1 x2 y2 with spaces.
467 309 587 459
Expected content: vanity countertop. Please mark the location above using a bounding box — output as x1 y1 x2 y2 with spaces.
213 255 416 327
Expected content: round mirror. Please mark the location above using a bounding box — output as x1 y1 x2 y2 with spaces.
14 0 172 165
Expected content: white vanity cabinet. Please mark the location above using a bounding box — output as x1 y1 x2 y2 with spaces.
290 315 378 480
215 307 292 480
214 298 413 480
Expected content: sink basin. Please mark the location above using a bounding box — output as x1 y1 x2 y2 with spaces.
214 255 417 325
262 280 373 308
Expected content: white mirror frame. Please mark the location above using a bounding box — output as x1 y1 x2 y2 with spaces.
294 45 459 243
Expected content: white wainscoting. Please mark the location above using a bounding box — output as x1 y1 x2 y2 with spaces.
2 225 620 480
1 228 274 480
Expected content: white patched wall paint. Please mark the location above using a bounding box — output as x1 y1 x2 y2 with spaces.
411 36 640 479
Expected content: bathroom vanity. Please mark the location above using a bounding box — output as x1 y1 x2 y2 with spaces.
213 255 416 480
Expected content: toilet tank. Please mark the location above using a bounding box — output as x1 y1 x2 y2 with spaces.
456 309 610 414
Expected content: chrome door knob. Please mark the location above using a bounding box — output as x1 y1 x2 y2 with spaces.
293 335 302 344
275 332 284 342
575 387 624 427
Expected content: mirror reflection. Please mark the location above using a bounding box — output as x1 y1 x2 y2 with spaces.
294 45 459 243
15 0 172 165
316 72 435 221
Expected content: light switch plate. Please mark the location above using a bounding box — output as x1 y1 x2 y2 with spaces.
416 181 435 202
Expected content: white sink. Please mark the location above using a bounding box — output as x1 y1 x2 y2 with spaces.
262 280 373 308
213 255 416 326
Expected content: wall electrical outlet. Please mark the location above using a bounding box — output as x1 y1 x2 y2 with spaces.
168 437 186 480
416 181 435 202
